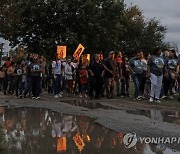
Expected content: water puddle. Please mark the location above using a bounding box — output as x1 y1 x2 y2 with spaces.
60 100 116 110
0 106 179 154
126 109 180 125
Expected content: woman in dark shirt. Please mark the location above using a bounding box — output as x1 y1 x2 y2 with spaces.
147 48 165 103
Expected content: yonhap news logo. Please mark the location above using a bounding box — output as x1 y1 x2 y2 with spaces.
123 132 180 149
123 133 138 149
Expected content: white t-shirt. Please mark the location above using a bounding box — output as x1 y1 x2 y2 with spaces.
65 63 74 80
52 60 62 75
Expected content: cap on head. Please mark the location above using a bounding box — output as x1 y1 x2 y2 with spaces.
109 51 115 55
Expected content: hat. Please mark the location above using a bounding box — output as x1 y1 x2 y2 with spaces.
109 51 115 55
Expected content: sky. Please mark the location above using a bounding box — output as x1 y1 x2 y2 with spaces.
124 0 180 52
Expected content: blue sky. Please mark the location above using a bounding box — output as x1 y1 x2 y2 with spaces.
124 0 180 52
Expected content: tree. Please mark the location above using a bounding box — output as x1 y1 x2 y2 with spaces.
0 0 167 58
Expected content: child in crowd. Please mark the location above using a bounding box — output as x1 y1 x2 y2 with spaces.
79 65 88 97
65 57 75 96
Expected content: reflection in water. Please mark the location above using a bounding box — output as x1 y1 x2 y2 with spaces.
0 106 179 154
60 100 116 110
126 109 180 125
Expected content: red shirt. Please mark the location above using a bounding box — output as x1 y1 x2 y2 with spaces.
79 69 88 84
5 61 11 68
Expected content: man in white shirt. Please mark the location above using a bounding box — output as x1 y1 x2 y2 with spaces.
52 55 63 98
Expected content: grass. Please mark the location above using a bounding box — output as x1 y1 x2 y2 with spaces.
125 80 180 109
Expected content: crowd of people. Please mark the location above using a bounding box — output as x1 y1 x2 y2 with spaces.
0 47 180 103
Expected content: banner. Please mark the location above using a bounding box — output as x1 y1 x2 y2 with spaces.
57 46 67 59
73 44 85 60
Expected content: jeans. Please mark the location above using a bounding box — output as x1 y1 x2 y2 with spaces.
54 74 61 95
81 83 88 94
121 78 129 96
25 77 32 96
31 76 41 97
15 78 23 97
132 73 142 98
163 76 171 96
8 76 14 94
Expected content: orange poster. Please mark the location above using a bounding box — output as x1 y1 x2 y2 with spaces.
57 137 67 152
73 44 85 60
73 133 85 152
57 46 67 59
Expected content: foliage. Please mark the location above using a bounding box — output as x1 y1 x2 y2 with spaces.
0 0 167 58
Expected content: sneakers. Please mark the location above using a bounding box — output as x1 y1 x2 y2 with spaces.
58 94 63 98
155 99 161 103
54 95 59 98
36 97 40 99
32 96 40 99
149 97 161 103
160 95 167 99
149 97 154 103
136 96 142 101
169 96 174 99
